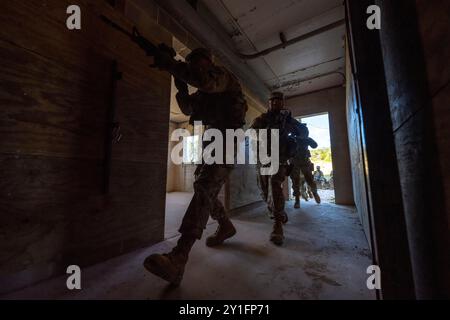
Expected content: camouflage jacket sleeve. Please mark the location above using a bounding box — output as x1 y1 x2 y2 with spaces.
168 62 233 93
307 137 318 149
175 92 193 116
286 116 309 138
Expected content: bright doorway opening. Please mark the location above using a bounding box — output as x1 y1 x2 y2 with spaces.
297 113 335 203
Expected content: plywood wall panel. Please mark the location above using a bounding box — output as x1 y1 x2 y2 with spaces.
0 39 110 159
0 0 171 293
0 154 165 273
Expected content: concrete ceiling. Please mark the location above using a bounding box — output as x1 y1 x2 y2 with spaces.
200 0 346 98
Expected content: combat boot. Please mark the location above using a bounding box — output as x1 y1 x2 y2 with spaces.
143 235 195 286
282 211 288 224
302 192 309 201
270 220 284 246
294 195 300 209
269 209 287 223
206 217 236 247
313 191 321 204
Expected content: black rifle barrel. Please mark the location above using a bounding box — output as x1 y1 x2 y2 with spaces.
100 15 134 39
100 14 161 59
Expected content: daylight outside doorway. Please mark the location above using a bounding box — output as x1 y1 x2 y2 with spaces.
297 113 335 203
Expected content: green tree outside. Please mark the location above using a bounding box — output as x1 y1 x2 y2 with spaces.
311 147 332 163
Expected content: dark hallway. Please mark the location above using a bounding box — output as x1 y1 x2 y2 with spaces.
0 0 449 305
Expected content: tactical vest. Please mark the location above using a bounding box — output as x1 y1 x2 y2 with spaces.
189 90 248 129
259 111 301 161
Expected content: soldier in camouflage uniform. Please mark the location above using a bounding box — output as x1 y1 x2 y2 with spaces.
300 171 314 201
251 92 307 245
290 135 321 208
143 48 248 286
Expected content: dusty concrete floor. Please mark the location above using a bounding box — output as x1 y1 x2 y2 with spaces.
165 192 217 239
293 189 336 203
3 200 375 300
317 189 336 203
165 192 194 238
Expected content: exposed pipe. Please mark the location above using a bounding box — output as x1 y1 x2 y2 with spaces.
271 70 345 90
265 57 344 82
236 19 346 60
216 0 280 81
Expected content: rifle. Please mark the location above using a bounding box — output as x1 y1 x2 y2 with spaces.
100 15 176 65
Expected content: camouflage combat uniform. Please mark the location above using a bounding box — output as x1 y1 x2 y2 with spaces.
299 171 314 201
170 59 248 240
290 136 319 199
143 48 248 286
251 109 307 221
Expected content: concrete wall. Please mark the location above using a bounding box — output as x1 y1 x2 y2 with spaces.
416 1 450 295
286 87 354 205
227 101 263 211
166 121 196 193
416 0 450 228
345 42 371 246
0 0 172 294
166 121 180 192
375 0 450 298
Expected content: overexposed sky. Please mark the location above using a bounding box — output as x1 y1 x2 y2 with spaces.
297 114 331 148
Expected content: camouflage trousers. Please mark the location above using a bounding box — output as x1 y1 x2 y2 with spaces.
299 172 313 199
257 165 289 220
178 163 232 239
289 161 318 197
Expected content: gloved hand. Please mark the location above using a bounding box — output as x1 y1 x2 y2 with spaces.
153 54 173 70
174 77 188 95
158 43 176 58
152 44 176 70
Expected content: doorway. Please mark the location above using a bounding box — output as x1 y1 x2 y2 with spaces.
293 113 335 203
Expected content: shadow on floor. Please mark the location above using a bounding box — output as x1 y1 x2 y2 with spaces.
3 200 375 300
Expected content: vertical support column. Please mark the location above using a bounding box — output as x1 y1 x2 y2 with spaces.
346 0 415 299
375 0 449 299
